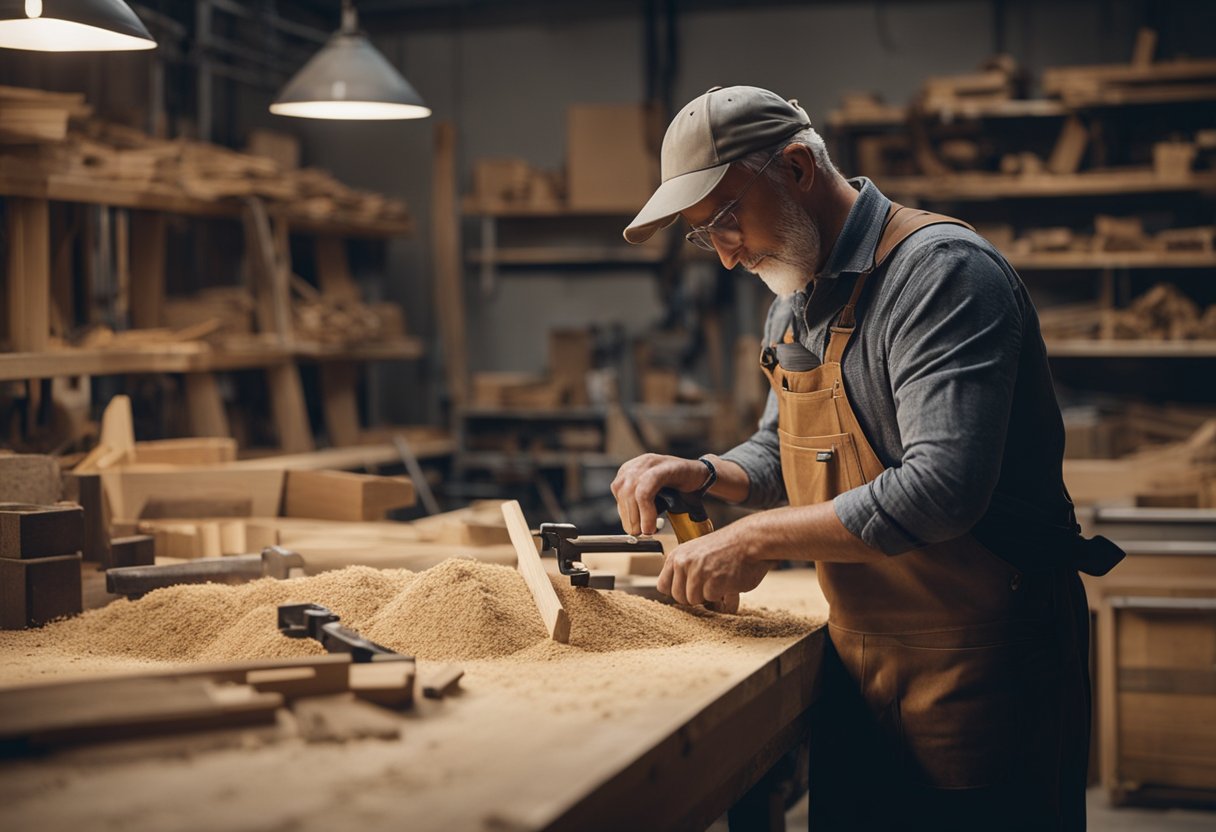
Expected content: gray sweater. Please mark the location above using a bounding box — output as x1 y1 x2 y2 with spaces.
721 178 1074 555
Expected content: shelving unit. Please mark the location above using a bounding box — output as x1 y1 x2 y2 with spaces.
0 167 428 455
827 53 1216 377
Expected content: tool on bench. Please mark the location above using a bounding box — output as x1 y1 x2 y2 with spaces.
655 487 740 614
277 602 412 664
536 523 664 590
534 488 711 591
105 546 306 598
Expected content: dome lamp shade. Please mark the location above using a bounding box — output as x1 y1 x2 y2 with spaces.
0 0 156 51
270 1 429 121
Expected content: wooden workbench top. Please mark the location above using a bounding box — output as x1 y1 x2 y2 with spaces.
0 569 827 831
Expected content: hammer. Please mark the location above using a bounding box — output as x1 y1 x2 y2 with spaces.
106 546 306 598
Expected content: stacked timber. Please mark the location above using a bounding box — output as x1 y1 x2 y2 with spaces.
0 86 411 229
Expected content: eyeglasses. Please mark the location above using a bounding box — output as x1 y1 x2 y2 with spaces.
685 151 779 251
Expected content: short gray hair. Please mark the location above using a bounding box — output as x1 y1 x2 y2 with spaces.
736 126 841 183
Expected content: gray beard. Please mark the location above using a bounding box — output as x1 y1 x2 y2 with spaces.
744 193 821 297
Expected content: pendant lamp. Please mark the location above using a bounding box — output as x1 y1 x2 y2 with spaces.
0 0 155 51
270 0 429 121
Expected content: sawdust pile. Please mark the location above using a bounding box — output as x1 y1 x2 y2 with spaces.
0 559 815 673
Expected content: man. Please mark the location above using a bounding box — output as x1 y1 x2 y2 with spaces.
611 86 1122 830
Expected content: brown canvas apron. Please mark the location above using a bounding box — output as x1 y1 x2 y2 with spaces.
767 206 1090 830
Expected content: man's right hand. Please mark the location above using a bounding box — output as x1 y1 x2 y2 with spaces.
610 454 712 536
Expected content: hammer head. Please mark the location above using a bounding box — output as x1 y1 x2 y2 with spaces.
261 546 306 579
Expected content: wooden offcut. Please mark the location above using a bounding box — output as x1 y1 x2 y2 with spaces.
501 499 569 643
0 503 84 559
0 454 61 505
108 535 155 569
283 470 415 522
0 553 82 629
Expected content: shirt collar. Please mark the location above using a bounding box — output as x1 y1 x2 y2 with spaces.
816 177 890 280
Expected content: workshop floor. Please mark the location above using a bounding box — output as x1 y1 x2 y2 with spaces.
710 788 1216 830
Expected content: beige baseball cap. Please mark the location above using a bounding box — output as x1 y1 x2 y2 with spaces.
623 85 812 244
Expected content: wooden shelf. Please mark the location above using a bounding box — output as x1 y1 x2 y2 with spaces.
1009 251 1216 270
461 406 607 421
1047 339 1216 358
460 198 639 218
881 170 1216 201
467 245 666 267
828 86 1216 131
0 173 412 238
0 338 425 381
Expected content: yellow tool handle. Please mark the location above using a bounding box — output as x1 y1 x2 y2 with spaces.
667 512 714 544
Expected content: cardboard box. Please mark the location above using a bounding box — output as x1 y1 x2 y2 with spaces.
567 104 659 211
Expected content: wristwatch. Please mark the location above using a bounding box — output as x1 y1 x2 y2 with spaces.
694 455 718 496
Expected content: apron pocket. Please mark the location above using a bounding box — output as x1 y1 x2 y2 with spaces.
778 431 867 505
892 634 1058 789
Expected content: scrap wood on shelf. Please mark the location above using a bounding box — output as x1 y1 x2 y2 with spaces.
1039 282 1216 344
1064 414 1216 509
0 85 411 231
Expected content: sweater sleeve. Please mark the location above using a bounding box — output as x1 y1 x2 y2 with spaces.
833 238 1024 554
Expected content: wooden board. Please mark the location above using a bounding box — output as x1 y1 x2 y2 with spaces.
282 470 415 522
133 438 237 466
99 466 285 523
183 374 232 439
5 197 49 353
0 676 282 753
431 121 469 409
267 364 314 454
501 499 569 643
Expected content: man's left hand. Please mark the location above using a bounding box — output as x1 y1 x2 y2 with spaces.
657 520 771 608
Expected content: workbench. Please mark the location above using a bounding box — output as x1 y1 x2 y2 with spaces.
0 569 827 831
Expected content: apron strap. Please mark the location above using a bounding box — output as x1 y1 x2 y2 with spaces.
823 202 975 364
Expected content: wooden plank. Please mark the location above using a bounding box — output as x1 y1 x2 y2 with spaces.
1047 115 1089 175
0 676 282 752
134 438 237 465
282 469 414 521
183 373 231 438
314 236 360 300
63 472 109 564
266 363 315 454
319 361 362 447
128 211 167 329
99 466 285 524
6 197 50 352
432 121 469 410
501 499 569 643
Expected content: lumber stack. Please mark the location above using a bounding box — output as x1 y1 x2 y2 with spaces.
0 86 411 229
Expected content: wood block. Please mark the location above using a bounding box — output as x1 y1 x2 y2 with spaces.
0 503 84 559
1048 115 1089 175
549 328 593 406
283 470 415 522
0 454 61 505
350 661 415 710
108 535 155 569
0 553 82 629
100 466 284 524
420 663 464 699
63 473 110 564
6 197 50 353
